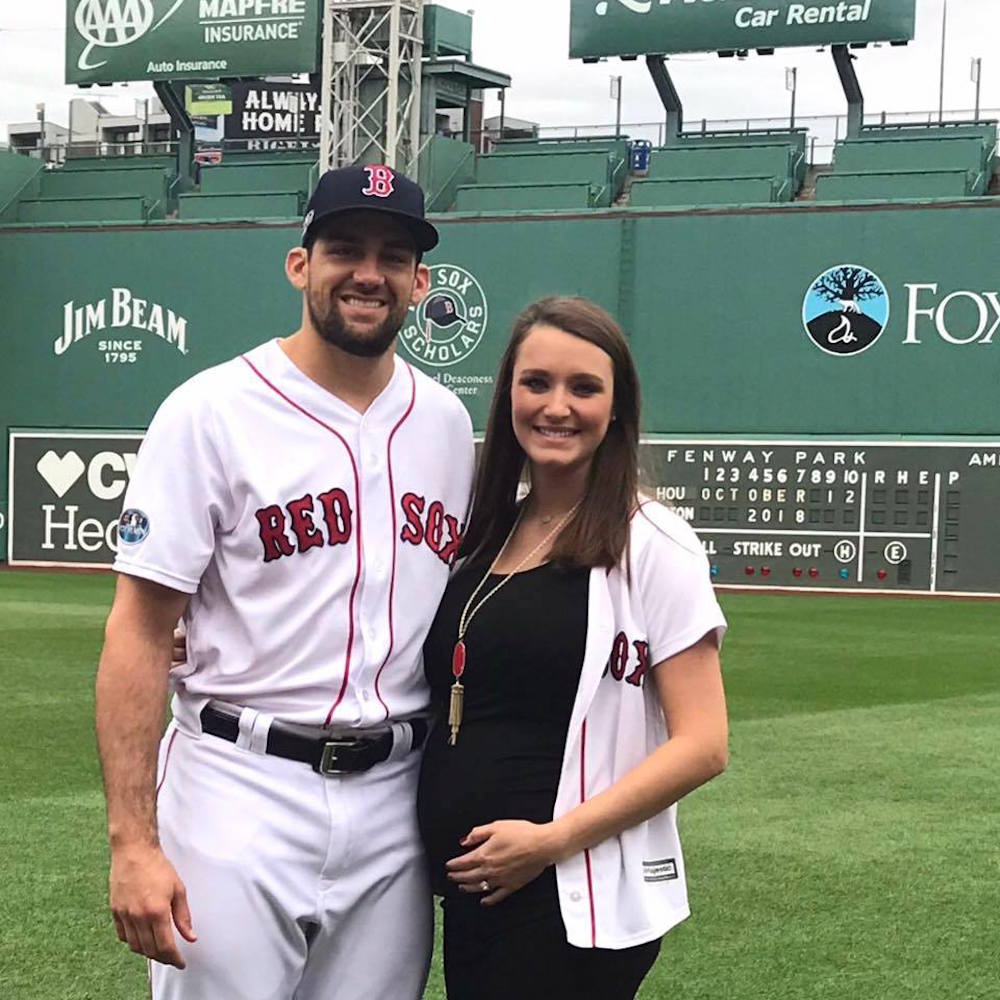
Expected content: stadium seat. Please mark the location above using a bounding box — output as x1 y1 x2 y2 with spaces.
629 175 782 208
198 161 315 196
62 153 178 175
15 194 149 223
492 138 631 163
474 148 628 205
859 120 997 147
832 135 992 177
647 143 803 198
454 182 599 212
815 168 974 201
177 190 305 221
37 166 170 218
213 151 319 165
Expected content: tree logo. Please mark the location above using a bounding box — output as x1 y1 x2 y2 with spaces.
400 265 488 368
802 264 890 357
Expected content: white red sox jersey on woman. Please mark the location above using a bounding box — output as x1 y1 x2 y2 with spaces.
114 338 475 732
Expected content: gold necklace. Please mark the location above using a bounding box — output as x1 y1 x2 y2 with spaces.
448 500 581 746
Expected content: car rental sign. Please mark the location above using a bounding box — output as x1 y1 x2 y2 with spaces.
66 0 322 84
570 0 916 59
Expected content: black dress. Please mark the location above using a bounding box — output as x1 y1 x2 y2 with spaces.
417 558 661 1000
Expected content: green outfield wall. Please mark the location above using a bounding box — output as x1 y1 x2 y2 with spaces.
2 200 999 566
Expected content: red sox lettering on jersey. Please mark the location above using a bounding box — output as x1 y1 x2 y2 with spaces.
363 165 396 199
605 630 651 688
255 489 463 566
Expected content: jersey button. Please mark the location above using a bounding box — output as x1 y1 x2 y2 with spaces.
570 891 582 902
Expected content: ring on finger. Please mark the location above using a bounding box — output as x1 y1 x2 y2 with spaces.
479 879 490 893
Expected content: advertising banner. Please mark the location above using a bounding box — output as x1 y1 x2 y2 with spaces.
224 80 322 150
186 83 233 116
66 0 321 84
8 432 145 568
570 0 917 60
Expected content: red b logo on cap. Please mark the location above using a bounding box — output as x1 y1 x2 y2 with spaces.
362 165 395 199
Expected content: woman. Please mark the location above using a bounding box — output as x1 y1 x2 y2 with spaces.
416 296 729 1000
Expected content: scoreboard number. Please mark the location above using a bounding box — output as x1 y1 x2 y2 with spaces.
641 439 1000 596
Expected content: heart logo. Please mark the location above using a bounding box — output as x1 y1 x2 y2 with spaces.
36 451 86 498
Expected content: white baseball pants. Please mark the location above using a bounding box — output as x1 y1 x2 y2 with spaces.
150 720 432 1000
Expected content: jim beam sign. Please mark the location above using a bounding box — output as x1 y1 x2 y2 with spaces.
8 432 145 567
66 0 321 84
57 287 189 367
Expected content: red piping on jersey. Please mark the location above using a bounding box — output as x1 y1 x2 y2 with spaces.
240 355 363 725
373 363 417 719
155 728 179 799
580 718 598 947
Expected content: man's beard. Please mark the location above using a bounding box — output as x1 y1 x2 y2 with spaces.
307 285 410 359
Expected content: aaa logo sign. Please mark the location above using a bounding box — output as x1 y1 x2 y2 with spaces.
65 0 320 84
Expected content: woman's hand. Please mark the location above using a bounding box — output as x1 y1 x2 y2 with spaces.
445 820 563 906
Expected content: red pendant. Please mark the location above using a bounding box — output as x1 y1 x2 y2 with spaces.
452 640 466 680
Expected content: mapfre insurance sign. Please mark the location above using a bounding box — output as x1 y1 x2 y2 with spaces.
66 0 321 84
8 432 145 568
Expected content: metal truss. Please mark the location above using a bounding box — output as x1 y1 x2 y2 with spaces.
319 0 424 174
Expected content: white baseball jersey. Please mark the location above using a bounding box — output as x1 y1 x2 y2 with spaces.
114 338 475 731
553 502 727 949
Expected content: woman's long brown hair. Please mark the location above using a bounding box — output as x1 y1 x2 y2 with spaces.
459 296 640 569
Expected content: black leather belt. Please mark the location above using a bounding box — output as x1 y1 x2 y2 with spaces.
200 704 428 775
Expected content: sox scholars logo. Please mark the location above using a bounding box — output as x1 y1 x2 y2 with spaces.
362 165 395 199
400 265 489 368
803 264 890 357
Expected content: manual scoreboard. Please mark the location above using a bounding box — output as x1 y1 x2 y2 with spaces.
641 440 1000 596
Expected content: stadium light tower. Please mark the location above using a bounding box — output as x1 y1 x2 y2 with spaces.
971 57 982 121
319 0 424 173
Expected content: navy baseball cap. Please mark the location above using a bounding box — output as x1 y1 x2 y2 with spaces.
301 164 439 253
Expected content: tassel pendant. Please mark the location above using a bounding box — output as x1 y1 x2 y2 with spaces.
448 681 465 746
449 641 467 746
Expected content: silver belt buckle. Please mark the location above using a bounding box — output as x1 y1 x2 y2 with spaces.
319 739 358 775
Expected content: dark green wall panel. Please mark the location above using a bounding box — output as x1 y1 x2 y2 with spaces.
628 202 1000 435
3 201 1000 560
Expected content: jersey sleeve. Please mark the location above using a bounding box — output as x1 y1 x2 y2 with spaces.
633 505 727 665
112 378 231 594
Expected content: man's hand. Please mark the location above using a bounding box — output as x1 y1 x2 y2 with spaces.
110 842 197 969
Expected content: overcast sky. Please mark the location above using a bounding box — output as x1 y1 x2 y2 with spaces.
1 0 997 139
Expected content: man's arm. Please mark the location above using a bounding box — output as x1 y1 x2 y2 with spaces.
95 574 196 969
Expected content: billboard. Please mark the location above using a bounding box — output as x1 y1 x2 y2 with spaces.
66 0 321 84
8 432 144 568
224 80 322 150
570 0 917 60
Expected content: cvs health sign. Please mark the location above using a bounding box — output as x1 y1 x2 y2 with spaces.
8 432 144 568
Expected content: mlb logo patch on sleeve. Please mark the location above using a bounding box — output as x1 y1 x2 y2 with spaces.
642 858 678 883
118 509 150 544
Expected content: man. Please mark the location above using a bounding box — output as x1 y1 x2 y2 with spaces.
96 165 475 1000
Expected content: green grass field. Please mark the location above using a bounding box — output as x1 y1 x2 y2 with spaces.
1 571 997 999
